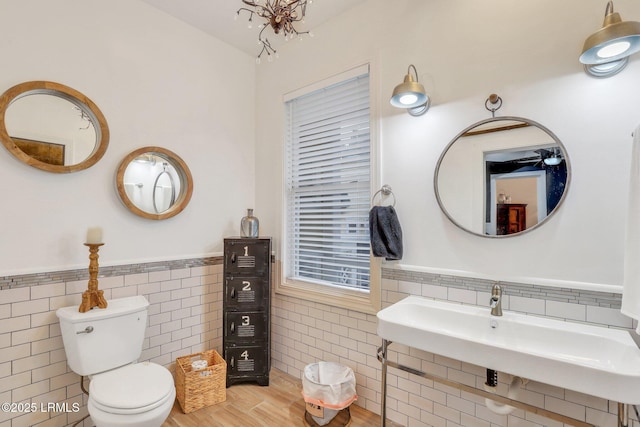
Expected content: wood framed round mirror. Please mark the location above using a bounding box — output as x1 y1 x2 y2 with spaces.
434 116 571 237
116 146 194 220
0 81 109 173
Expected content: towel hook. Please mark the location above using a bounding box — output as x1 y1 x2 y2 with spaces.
372 184 396 207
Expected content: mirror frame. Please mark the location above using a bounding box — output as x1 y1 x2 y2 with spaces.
116 146 194 220
434 116 571 238
0 81 109 173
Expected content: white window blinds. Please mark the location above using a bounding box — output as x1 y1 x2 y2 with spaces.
285 69 371 291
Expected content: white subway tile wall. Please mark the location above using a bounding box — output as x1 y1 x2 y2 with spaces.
0 260 637 427
0 260 222 427
272 268 636 427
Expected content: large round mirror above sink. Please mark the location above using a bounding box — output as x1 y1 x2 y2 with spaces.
116 146 193 220
0 81 109 173
434 116 570 237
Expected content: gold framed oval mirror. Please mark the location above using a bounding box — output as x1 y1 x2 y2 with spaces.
434 116 571 237
0 81 109 173
116 146 194 220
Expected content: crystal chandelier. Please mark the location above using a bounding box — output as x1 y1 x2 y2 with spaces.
236 0 313 63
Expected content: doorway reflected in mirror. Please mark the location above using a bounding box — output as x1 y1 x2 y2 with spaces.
435 117 570 238
116 147 193 220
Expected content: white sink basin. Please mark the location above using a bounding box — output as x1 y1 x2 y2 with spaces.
377 296 640 404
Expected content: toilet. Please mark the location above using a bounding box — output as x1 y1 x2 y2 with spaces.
57 295 175 427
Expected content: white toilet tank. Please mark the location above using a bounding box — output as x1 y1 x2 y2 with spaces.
57 295 149 377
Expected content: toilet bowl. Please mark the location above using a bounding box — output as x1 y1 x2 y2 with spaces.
56 296 176 427
87 362 175 427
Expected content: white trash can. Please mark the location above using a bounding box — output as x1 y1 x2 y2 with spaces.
302 362 357 426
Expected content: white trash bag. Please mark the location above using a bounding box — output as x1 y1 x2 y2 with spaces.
302 362 357 426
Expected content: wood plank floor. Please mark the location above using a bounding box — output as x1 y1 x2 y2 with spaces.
163 368 398 427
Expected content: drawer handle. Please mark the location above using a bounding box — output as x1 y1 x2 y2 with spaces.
230 288 236 299
230 357 235 368
77 326 94 334
231 253 237 264
230 322 235 334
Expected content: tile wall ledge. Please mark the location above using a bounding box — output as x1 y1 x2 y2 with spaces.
382 264 622 310
0 255 224 290
385 263 622 294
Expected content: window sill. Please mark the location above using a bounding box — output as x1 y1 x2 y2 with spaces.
273 258 381 315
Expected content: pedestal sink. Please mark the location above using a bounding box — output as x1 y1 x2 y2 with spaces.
377 295 640 404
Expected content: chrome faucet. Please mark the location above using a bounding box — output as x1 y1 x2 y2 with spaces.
490 284 503 316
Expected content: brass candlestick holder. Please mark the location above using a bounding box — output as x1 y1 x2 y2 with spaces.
78 243 108 313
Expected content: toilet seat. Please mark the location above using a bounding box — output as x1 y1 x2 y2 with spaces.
89 361 174 415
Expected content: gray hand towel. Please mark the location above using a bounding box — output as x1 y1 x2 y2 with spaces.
369 206 403 261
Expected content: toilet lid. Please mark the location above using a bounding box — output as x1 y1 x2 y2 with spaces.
90 362 174 412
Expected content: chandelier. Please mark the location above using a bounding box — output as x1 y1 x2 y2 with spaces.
236 0 312 63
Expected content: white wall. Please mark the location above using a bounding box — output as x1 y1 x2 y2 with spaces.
0 0 256 276
256 1 640 425
2 0 640 425
255 0 640 291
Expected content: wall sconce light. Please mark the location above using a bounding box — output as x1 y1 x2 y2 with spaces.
389 64 430 116
579 1 640 77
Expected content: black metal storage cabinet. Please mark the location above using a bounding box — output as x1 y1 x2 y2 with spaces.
223 237 271 387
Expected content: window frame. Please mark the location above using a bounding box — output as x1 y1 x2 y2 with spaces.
276 63 380 315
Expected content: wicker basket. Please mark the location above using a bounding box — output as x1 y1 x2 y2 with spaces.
175 350 227 413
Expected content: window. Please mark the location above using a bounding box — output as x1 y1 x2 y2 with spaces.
280 65 377 313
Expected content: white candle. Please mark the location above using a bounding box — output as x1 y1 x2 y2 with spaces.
86 227 103 244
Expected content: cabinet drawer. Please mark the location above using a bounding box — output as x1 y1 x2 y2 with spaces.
224 239 270 275
224 311 268 341
225 277 267 308
225 345 269 376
